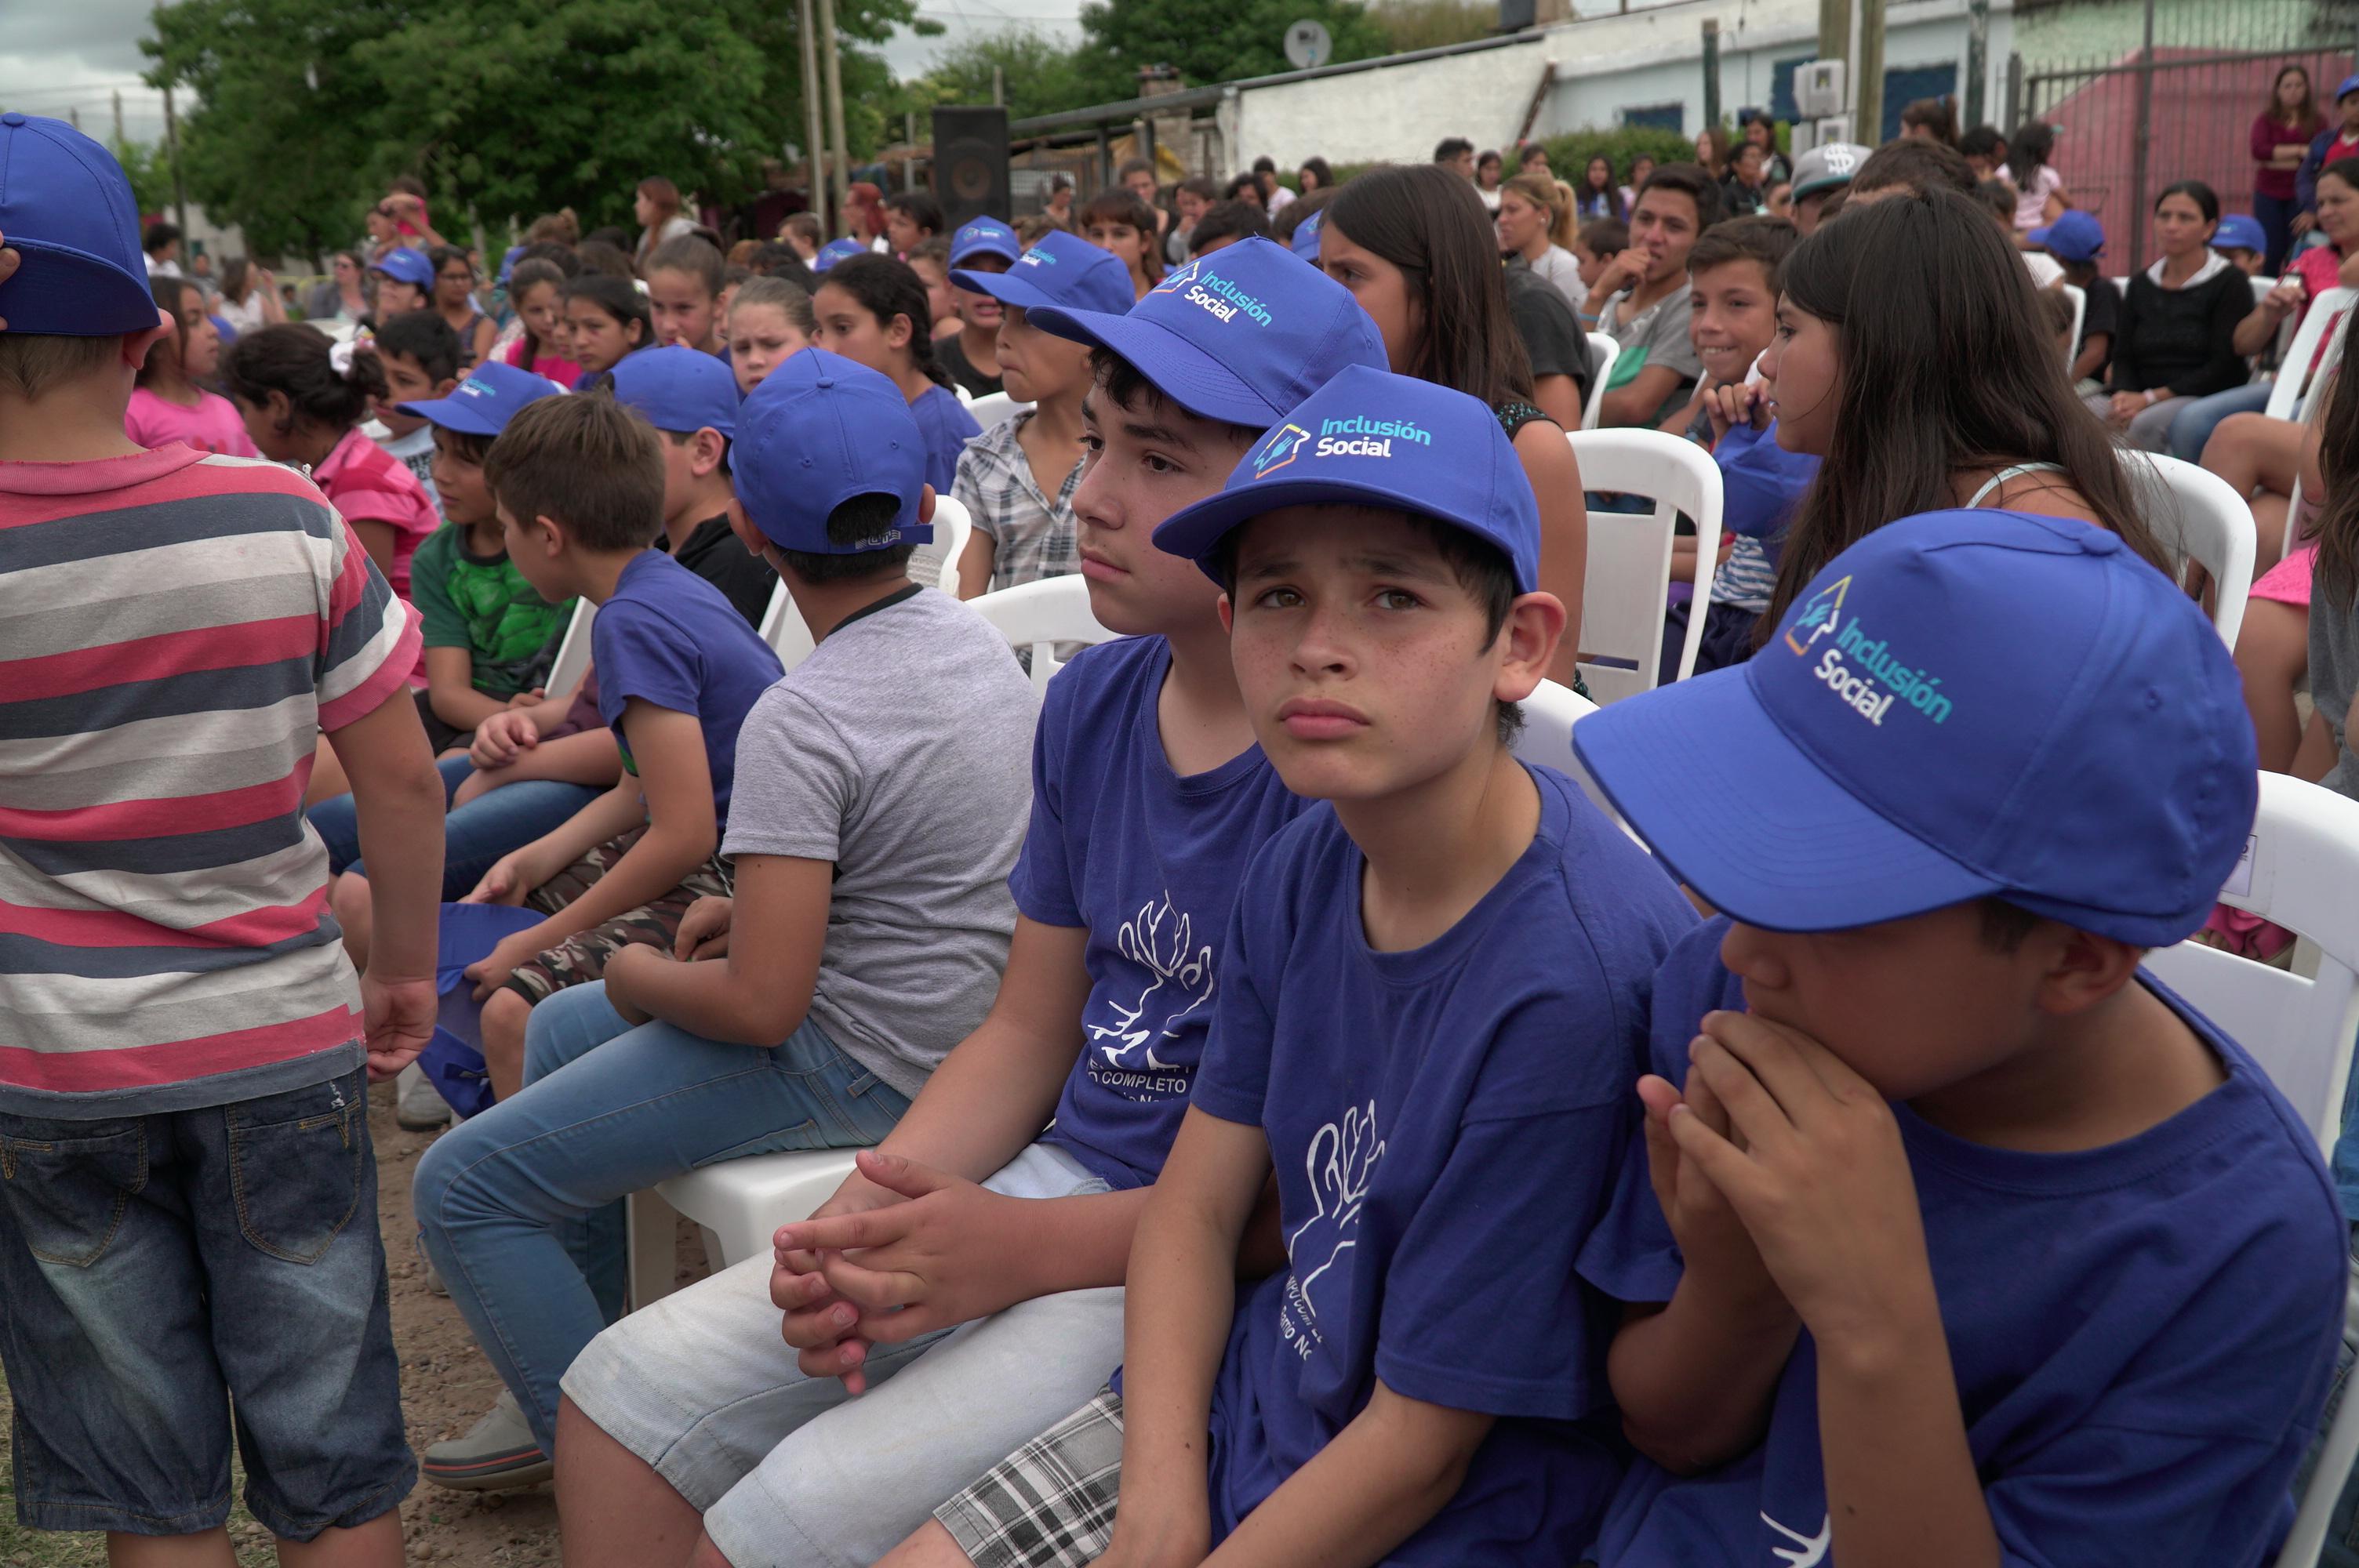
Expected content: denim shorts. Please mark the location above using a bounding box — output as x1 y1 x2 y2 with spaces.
0 1068 413 1540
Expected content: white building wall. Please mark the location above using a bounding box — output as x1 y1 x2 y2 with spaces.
1230 37 1551 169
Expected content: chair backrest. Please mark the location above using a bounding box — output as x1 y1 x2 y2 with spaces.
2282 314 2351 560
930 494 976 597
1510 677 1635 836
952 381 974 405
965 391 1032 429
1581 332 1622 431
2266 286 2358 422
2143 772 2359 1160
754 580 816 670
2059 283 2086 375
2248 274 2298 376
543 598 597 702
1564 428 1725 703
2122 452 2254 648
968 575 1118 692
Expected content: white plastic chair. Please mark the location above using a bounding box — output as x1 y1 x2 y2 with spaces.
1582 332 1621 431
2141 772 2359 1568
631 1152 861 1308
2059 283 2086 375
2268 288 2358 423
965 391 1032 429
931 495 975 597
969 575 1118 693
952 382 974 406
2284 318 2351 561
754 579 816 670
1510 677 1647 844
1565 428 1725 704
2122 453 2254 648
542 599 596 705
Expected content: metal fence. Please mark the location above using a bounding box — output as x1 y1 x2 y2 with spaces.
2011 0 2359 271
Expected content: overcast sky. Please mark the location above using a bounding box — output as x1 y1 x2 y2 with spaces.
0 0 1088 146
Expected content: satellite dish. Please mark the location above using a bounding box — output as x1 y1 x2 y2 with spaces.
1284 19 1332 70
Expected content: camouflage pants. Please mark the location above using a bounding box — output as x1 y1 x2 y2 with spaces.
501 826 732 1006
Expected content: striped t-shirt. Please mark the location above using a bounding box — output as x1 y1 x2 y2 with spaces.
0 443 420 1115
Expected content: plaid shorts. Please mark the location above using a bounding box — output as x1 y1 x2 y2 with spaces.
502 826 731 1006
936 1388 1125 1568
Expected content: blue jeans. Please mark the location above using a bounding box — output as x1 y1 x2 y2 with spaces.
0 1069 411 1539
2168 381 2274 463
2259 191 2303 277
311 754 602 899
411 983 912 1451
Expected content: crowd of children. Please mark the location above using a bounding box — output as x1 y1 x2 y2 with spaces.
1 93 2357 1568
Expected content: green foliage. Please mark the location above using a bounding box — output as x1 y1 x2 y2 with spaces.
144 0 912 257
1368 0 1495 54
107 137 178 220
1536 125 1701 183
892 27 1106 123
1073 0 1394 98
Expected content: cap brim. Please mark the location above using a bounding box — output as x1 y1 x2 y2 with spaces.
1571 666 2002 932
396 397 502 436
1151 473 1528 588
1026 304 1281 427
1791 176 1849 199
0 239 162 337
950 243 1022 269
950 267 1056 310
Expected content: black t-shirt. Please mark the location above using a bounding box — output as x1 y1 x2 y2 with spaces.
1504 263 1596 397
2076 274 2120 371
934 333 1004 400
671 514 776 628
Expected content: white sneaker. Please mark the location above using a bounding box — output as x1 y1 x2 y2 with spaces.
396 1062 452 1131
421 1389 552 1491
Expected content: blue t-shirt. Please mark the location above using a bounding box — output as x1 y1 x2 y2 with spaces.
1188 767 1697 1562
1583 920 2347 1568
591 550 783 837
1009 635 1309 1189
1714 417 1817 566
909 382 983 496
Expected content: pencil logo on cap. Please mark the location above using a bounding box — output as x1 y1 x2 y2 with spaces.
1255 423 1312 477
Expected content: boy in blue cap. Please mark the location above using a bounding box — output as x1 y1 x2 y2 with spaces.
1571 510 2344 1566
947 229 1134 595
369 242 435 321
413 350 1038 1492
2297 75 2359 231
896 366 1696 1567
0 116 445 1563
937 216 1023 398
552 234 1389 1568
609 343 777 624
2027 209 2115 390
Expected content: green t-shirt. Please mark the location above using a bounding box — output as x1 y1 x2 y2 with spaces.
409 523 572 697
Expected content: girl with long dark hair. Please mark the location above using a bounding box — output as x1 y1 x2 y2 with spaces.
1756 189 2163 639
1322 162 1591 683
810 253 981 496
127 275 258 457
2004 121 2069 235
1574 154 1624 220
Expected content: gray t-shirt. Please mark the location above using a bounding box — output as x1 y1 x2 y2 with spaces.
2311 586 2359 800
722 586 1038 1095
1602 284 1704 426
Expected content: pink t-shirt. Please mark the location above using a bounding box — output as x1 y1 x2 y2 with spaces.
503 336 582 388
314 426 441 685
125 386 260 458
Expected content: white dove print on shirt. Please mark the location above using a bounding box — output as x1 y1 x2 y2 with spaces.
1086 893 1216 1081
1276 1101 1387 1352
1761 1512 1831 1567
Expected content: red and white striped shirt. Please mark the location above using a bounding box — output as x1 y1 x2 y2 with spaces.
0 442 420 1113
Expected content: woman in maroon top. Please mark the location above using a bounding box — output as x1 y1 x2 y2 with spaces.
2255 64 2324 272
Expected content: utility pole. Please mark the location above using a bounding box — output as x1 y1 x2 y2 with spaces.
1964 0 1990 126
816 0 852 220
1856 0 1887 144
993 65 1005 107
68 106 80 132
1701 18 1721 129
162 85 189 238
2128 0 2157 271
113 89 124 144
798 0 830 237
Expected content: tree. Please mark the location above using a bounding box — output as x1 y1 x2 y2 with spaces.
892 28 1103 124
144 0 913 257
1369 0 1494 54
1073 0 1392 98
109 137 178 222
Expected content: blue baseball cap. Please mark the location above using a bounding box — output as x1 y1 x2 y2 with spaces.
813 238 867 273
371 247 434 290
2212 213 2268 255
1154 366 1540 593
608 345 740 438
1572 510 2256 946
0 112 158 336
395 361 564 435
951 230 1134 318
497 243 528 285
2028 209 2104 262
732 349 932 554
1027 236 1387 427
949 217 1022 267
2339 73 2359 103
1288 209 1326 263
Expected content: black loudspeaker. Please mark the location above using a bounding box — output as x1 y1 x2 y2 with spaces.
933 107 1012 227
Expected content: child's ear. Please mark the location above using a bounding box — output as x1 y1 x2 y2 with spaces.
725 497 766 557
916 484 936 525
433 376 460 398
1216 591 1235 634
888 312 914 353
2034 927 2146 1018
1492 590 1569 705
692 426 726 476
531 513 567 558
125 318 173 370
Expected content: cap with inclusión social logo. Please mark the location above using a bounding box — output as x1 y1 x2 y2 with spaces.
395 360 564 436
731 349 932 554
951 229 1134 318
608 345 742 438
1572 510 2256 945
1025 236 1387 428
1153 365 1540 593
949 217 1023 267
0 113 162 336
370 247 435 290
813 238 867 273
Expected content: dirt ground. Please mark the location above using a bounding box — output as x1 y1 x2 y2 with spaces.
0 1078 711 1567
